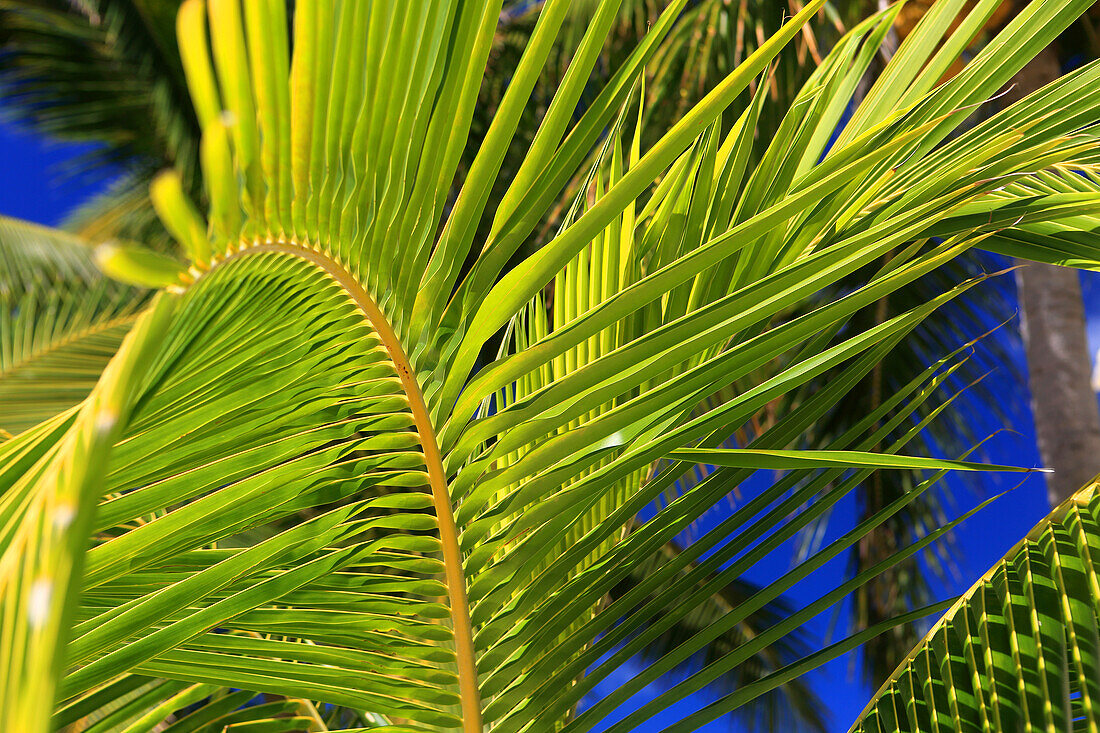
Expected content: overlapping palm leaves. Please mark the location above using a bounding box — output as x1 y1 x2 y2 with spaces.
0 2 840 725
486 0 1026 688
0 216 147 435
470 1 848 249
3 1 1100 732
0 0 1008 691
851 474 1100 733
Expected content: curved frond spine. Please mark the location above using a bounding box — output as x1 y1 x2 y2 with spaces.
214 240 483 731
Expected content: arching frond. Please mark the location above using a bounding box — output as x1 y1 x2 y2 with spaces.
0 215 99 291
5 0 1100 732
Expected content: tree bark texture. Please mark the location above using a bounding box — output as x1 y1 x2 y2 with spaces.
1017 264 1100 505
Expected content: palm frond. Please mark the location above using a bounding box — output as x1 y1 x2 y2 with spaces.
0 295 173 732
0 215 147 435
851 473 1100 733
5 1 1100 732
613 534 827 733
792 252 1020 685
54 677 322 733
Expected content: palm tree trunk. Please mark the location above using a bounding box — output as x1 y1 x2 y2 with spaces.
1017 264 1100 505
1012 45 1100 506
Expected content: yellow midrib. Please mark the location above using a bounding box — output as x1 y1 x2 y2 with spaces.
206 239 483 731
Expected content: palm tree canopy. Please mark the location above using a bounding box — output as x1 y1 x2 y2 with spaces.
0 0 1040 690
4 0 1100 731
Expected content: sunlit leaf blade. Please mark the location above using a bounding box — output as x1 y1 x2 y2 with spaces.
0 294 175 732
669 448 1044 473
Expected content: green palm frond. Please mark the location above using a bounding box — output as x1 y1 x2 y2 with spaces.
610 536 828 731
0 215 147 435
0 0 1011 694
499 1 1031 690
5 0 1100 732
0 215 99 290
54 677 326 733
471 0 849 256
792 253 1020 686
850 473 1100 733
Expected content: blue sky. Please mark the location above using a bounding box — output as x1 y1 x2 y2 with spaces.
1 116 1094 731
